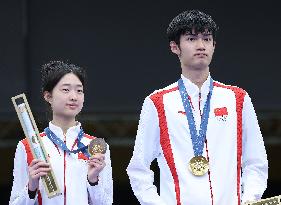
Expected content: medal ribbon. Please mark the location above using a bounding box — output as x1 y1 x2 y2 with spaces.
44 127 90 157
178 77 213 156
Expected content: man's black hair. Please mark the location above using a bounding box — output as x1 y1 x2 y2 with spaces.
167 10 219 45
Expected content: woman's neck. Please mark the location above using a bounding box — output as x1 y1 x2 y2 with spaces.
51 115 77 134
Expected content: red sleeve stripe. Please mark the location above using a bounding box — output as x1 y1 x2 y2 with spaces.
150 86 182 205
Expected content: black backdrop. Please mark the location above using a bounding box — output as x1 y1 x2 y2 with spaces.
1 0 280 118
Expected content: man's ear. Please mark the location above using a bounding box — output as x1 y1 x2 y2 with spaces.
170 41 181 55
43 91 52 104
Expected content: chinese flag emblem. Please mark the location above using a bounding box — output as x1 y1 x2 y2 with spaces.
214 107 228 121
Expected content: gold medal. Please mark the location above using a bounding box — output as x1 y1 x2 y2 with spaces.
188 156 209 176
88 138 107 156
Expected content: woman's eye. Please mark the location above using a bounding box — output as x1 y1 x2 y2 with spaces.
77 89 84 93
62 88 69 92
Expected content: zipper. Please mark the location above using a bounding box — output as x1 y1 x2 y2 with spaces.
199 92 202 116
200 92 214 204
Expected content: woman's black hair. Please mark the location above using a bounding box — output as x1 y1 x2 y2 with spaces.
167 10 219 45
41 61 86 120
41 60 86 94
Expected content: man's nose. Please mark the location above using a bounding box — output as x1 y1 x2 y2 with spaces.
196 38 206 50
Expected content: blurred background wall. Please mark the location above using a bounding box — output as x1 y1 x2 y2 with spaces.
0 0 280 204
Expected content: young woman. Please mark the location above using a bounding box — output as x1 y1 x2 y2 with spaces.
10 61 113 205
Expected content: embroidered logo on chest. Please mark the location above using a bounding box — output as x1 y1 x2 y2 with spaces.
214 107 228 121
178 111 186 115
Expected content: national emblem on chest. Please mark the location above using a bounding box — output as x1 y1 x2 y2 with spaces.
210 89 237 123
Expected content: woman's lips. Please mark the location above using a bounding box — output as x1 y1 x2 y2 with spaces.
67 104 78 109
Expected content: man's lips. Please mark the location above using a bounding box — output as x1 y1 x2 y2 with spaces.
194 53 208 57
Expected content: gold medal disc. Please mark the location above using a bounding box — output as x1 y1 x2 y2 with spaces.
188 156 209 176
88 138 107 156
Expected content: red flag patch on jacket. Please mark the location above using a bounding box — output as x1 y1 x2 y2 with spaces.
214 107 228 121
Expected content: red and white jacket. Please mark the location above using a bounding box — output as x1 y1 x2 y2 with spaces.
127 75 268 205
10 122 113 205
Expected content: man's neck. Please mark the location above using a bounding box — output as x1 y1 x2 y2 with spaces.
51 115 77 134
181 67 209 89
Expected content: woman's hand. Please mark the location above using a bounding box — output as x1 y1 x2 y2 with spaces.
87 153 106 183
28 159 51 191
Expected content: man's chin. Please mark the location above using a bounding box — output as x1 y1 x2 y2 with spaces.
191 64 209 70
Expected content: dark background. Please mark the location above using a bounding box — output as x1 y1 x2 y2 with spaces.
1 0 280 204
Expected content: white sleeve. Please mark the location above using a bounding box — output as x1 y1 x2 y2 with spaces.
241 93 268 203
127 97 168 205
9 142 38 205
87 144 113 205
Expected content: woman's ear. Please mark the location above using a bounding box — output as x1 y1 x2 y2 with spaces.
43 91 52 104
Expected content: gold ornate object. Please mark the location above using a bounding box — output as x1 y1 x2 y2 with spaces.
245 195 281 205
11 93 61 198
188 156 209 176
88 138 107 156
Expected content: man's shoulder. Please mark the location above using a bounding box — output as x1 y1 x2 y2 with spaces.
148 82 179 99
213 80 247 95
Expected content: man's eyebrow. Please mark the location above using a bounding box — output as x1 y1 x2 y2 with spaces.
184 33 213 37
202 33 213 36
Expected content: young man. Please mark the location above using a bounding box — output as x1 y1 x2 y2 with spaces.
127 10 268 205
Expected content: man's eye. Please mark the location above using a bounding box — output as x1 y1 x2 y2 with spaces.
187 37 196 41
77 89 84 93
62 88 69 92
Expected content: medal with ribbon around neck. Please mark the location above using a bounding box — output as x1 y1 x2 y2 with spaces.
44 127 107 158
178 77 213 176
